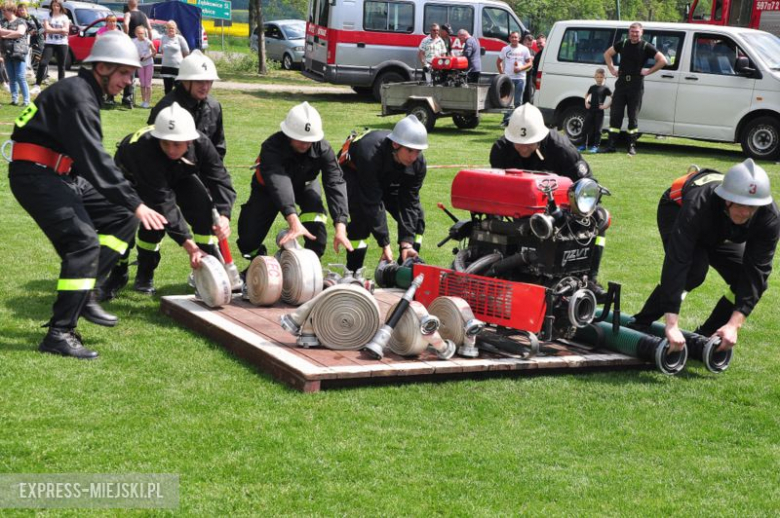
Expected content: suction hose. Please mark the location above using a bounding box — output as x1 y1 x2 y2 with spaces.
574 321 688 376
427 296 484 358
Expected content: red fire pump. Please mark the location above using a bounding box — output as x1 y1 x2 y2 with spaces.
415 168 618 342
430 56 469 87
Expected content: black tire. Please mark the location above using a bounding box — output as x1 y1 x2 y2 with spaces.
372 70 405 101
282 53 294 70
452 113 480 129
408 103 436 132
740 116 780 160
560 105 588 146
351 86 372 96
488 74 513 109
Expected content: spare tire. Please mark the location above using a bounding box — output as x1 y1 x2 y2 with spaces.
488 74 514 109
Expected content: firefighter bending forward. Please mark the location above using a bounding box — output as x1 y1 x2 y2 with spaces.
236 102 351 266
8 31 166 359
632 159 780 352
110 102 236 295
339 115 428 273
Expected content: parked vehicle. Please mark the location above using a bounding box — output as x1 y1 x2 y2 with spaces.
302 0 526 99
68 16 167 68
534 20 780 160
686 0 780 36
40 0 113 32
251 20 305 70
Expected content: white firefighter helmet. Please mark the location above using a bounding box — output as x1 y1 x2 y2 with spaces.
84 31 141 68
505 104 549 145
280 102 324 142
388 114 429 150
715 158 773 206
151 102 200 142
176 50 221 81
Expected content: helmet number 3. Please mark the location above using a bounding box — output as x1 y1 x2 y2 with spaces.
520 127 527 137
304 122 311 132
749 183 757 194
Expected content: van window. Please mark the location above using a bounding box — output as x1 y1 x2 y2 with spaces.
481 7 521 41
614 30 685 70
311 0 330 26
423 4 473 35
558 28 615 64
692 33 747 74
364 1 414 32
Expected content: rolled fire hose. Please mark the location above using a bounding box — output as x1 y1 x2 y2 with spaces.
385 300 456 360
275 229 323 306
427 296 484 358
280 284 380 350
192 254 233 308
246 255 283 306
598 310 731 374
574 321 688 376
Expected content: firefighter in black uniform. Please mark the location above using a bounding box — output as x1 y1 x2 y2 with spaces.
148 50 226 160
602 22 667 156
490 104 608 294
7 31 167 359
112 103 237 295
632 159 779 353
237 102 351 262
339 115 428 273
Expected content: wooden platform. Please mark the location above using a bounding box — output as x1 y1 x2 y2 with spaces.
160 290 647 392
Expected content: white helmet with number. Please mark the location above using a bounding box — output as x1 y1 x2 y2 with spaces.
715 158 773 206
176 50 221 81
505 104 549 144
151 102 200 141
280 102 324 142
388 114 428 150
84 31 141 68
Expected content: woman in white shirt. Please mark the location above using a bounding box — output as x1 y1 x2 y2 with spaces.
159 20 189 93
33 0 69 92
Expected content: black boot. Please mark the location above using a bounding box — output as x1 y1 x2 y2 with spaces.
695 296 735 337
627 133 638 156
601 133 617 153
38 327 98 359
134 248 159 295
81 292 118 327
97 262 129 302
346 247 368 274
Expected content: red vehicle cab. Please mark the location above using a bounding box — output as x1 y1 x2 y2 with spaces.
68 17 166 65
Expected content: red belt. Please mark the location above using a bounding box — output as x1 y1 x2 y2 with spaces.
12 142 73 175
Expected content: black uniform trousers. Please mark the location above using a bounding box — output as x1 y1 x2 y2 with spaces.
583 110 604 148
609 81 643 137
9 165 137 328
633 199 744 335
237 181 328 259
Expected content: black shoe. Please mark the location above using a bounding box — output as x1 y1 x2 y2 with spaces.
133 273 156 295
81 293 118 327
38 327 98 360
600 146 617 154
627 144 637 156
98 264 129 302
121 102 133 110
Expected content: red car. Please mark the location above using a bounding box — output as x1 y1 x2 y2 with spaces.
68 17 167 66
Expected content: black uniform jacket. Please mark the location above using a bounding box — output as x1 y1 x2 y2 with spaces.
346 130 426 247
253 131 349 226
489 131 593 182
148 85 227 159
11 68 143 213
115 128 236 246
659 182 780 316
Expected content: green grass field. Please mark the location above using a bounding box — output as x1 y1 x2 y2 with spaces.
1 85 779 515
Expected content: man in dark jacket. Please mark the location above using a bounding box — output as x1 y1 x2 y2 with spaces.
8 32 166 359
148 50 226 160
237 102 351 262
632 159 779 353
339 115 428 272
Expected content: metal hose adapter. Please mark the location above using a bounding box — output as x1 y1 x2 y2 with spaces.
384 300 455 359
364 273 424 360
428 296 485 358
575 321 688 375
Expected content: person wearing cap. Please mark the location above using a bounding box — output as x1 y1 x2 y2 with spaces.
236 102 351 264
108 102 236 295
148 50 225 160
338 114 428 273
439 23 454 56
8 31 167 359
632 159 780 353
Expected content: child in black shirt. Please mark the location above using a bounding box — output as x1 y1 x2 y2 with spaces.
579 68 612 153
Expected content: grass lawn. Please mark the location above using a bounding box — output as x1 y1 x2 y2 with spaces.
1 84 779 515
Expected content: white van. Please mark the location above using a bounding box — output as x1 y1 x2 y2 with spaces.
534 20 780 160
302 0 527 99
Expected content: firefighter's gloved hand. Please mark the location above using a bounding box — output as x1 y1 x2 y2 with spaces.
213 215 231 241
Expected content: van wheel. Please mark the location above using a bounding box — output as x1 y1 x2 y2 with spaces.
560 105 587 146
282 53 294 70
453 113 480 129
741 116 780 160
372 70 405 101
408 103 436 132
488 74 513 108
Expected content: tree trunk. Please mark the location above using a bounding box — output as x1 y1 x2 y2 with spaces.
250 0 267 74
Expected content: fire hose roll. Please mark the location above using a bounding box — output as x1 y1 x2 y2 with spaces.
427 296 482 358
308 285 381 350
386 300 456 359
192 255 233 308
280 248 323 306
246 255 283 306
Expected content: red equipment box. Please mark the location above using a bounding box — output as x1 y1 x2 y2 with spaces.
431 56 468 70
451 169 572 218
413 264 547 333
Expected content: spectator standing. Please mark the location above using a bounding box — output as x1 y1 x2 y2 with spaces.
16 3 41 79
122 0 151 108
531 33 545 76
439 23 454 55
133 25 154 108
418 23 445 84
579 68 611 152
522 32 535 104
458 29 481 83
497 31 531 126
159 20 188 94
31 0 68 96
0 2 29 106
97 14 122 107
